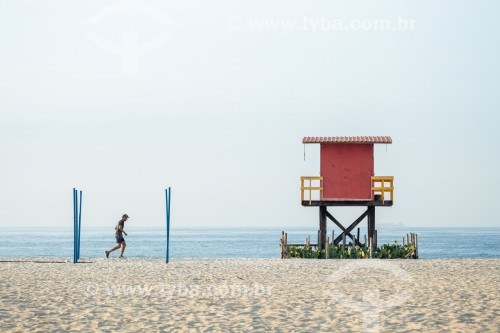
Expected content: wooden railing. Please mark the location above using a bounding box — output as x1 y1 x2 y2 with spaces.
301 176 323 205
371 176 394 203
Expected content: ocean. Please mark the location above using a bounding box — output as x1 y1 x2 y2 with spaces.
0 227 498 259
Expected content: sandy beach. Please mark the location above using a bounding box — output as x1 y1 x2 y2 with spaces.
0 258 498 332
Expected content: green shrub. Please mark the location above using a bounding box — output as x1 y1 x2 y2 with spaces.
287 240 417 259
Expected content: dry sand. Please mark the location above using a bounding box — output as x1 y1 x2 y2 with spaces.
0 258 498 332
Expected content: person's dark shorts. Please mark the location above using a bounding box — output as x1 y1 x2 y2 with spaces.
115 235 125 244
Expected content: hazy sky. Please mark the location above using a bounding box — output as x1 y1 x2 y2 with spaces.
1 0 499 229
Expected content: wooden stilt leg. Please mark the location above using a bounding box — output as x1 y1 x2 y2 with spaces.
319 206 327 251
367 207 374 247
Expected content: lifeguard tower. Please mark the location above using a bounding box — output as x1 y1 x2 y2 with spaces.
300 136 394 252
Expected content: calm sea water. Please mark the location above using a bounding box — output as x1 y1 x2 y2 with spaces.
0 227 498 259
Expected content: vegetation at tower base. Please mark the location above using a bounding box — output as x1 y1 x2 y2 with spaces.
287 241 417 259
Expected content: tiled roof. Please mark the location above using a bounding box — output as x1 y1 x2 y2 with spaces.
302 136 392 144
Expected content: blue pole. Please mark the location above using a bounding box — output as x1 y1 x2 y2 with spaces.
78 190 82 261
73 188 77 263
76 190 78 261
166 187 171 264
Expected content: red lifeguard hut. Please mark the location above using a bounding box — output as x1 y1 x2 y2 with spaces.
301 136 394 251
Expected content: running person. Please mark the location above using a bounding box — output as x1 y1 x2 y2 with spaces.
105 214 129 258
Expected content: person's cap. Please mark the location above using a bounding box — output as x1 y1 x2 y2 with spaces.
122 214 130 218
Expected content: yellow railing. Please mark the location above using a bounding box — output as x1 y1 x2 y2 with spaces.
372 176 394 203
301 176 323 205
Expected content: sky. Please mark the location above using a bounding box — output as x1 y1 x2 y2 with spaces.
0 0 499 229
